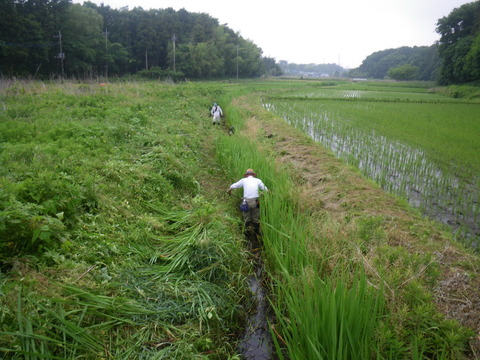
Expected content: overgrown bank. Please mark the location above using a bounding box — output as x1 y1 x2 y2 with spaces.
0 80 253 359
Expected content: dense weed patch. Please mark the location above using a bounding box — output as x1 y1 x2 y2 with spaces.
0 80 249 359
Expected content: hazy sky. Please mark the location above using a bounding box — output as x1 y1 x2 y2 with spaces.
74 0 472 68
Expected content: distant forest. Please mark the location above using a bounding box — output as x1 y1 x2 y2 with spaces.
348 45 440 81
278 62 346 78
0 0 282 80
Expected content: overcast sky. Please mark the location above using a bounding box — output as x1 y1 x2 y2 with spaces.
74 0 472 68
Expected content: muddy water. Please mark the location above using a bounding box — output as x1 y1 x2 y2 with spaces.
238 234 274 360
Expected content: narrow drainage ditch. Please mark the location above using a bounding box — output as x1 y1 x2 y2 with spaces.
238 230 275 360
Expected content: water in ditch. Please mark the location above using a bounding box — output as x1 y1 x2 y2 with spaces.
238 230 274 360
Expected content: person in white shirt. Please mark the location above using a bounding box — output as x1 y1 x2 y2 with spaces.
227 169 268 241
210 102 223 125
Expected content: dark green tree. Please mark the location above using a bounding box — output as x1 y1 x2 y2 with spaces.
62 4 103 77
1 1 280 79
0 0 71 77
263 57 283 76
388 64 419 80
436 1 480 84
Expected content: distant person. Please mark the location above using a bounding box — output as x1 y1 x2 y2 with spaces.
227 169 268 241
211 102 223 125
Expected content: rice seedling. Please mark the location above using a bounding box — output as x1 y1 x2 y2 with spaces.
271 272 385 360
264 91 480 246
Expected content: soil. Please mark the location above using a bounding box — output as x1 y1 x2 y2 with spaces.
234 96 480 358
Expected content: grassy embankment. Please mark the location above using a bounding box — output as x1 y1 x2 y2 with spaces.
0 80 251 359
1 79 479 359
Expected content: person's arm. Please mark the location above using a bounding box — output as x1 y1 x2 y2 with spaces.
227 178 243 194
258 179 268 192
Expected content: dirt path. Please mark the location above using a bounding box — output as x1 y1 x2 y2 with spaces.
234 95 480 357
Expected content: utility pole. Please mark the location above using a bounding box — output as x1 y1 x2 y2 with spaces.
236 44 239 80
55 30 65 80
105 28 108 80
172 34 177 72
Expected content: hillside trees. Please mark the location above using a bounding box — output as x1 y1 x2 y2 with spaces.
436 1 480 84
387 64 419 80
278 62 345 77
0 0 278 79
349 46 440 80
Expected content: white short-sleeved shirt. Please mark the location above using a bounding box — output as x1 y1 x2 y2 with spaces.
230 176 267 199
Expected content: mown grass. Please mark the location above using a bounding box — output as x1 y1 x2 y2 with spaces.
0 80 249 359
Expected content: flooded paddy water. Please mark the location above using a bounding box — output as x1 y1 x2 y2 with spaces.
263 96 479 246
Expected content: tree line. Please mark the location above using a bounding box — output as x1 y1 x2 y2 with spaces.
0 0 282 80
348 45 440 81
349 1 480 84
278 61 346 78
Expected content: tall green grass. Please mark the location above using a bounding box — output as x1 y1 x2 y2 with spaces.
271 273 384 360
215 94 388 359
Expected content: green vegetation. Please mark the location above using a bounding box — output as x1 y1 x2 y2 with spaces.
1 79 479 359
265 83 480 244
0 2 280 79
349 45 439 81
388 64 419 81
0 80 249 358
436 1 480 85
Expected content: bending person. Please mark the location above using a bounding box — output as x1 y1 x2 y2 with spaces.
227 168 268 241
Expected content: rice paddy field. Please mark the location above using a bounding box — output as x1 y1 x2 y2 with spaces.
1 79 479 360
263 81 480 246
